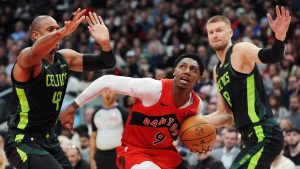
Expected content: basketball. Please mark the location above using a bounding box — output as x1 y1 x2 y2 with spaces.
179 115 216 151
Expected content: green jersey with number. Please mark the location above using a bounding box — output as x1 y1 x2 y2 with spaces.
9 52 69 133
216 45 275 132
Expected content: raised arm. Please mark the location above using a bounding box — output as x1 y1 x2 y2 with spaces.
201 67 233 127
13 9 86 82
236 6 291 67
60 12 116 72
60 75 161 131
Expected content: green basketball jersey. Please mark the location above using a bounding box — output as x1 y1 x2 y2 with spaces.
8 52 69 133
216 45 275 132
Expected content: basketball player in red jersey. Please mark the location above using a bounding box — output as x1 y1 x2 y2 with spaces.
60 53 205 169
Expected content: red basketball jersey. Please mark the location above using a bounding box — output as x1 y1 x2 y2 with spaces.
117 79 201 169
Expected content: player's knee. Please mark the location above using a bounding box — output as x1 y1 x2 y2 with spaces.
131 161 161 169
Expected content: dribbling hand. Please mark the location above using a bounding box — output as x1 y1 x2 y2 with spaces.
59 102 78 133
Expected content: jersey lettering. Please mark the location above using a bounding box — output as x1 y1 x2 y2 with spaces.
130 112 180 140
46 73 67 87
143 117 150 126
217 71 230 91
222 91 232 107
158 118 166 125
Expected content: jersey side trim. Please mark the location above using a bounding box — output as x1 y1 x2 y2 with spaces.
16 87 29 130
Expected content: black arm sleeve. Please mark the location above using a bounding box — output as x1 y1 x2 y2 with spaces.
258 39 285 63
83 50 116 71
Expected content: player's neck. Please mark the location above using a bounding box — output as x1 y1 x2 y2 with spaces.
44 52 55 64
216 44 231 65
172 85 192 108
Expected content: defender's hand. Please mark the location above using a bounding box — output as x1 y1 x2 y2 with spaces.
61 8 86 36
86 12 111 51
267 6 292 41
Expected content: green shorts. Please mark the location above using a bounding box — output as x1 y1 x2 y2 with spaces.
5 130 72 169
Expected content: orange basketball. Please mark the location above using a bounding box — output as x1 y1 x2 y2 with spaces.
179 115 216 151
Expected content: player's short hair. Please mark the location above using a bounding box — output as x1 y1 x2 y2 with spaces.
174 53 204 76
207 15 231 26
31 15 52 32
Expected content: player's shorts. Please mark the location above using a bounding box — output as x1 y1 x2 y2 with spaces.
116 145 188 169
5 130 72 169
230 123 283 169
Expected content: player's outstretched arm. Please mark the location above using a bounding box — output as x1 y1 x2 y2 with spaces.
61 12 116 72
30 8 86 65
267 5 291 41
60 75 161 131
201 67 233 127
13 9 86 82
238 6 291 66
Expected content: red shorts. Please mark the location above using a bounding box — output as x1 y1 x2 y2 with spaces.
116 145 182 169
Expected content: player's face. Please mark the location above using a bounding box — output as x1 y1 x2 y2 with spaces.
33 17 60 52
173 58 200 89
207 21 232 51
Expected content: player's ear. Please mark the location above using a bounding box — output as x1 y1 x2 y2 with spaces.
31 31 40 41
229 28 233 38
173 68 176 77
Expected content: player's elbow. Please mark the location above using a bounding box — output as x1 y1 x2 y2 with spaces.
224 114 234 126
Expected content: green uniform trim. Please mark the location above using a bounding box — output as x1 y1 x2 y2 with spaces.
247 147 264 169
14 134 25 142
16 88 29 130
247 74 259 123
247 75 265 142
16 147 27 162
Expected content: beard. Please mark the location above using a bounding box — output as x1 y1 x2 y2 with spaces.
211 41 228 51
290 141 300 148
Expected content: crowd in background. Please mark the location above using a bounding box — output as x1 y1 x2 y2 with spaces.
0 0 300 168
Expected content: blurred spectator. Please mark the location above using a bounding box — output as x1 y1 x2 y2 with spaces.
279 118 294 131
271 149 296 169
211 127 240 169
283 75 300 107
58 135 72 153
287 95 300 129
192 150 225 169
280 54 298 82
65 146 89 169
78 132 90 163
284 128 300 165
213 134 223 149
10 21 26 42
82 107 95 134
124 50 143 77
268 94 290 121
